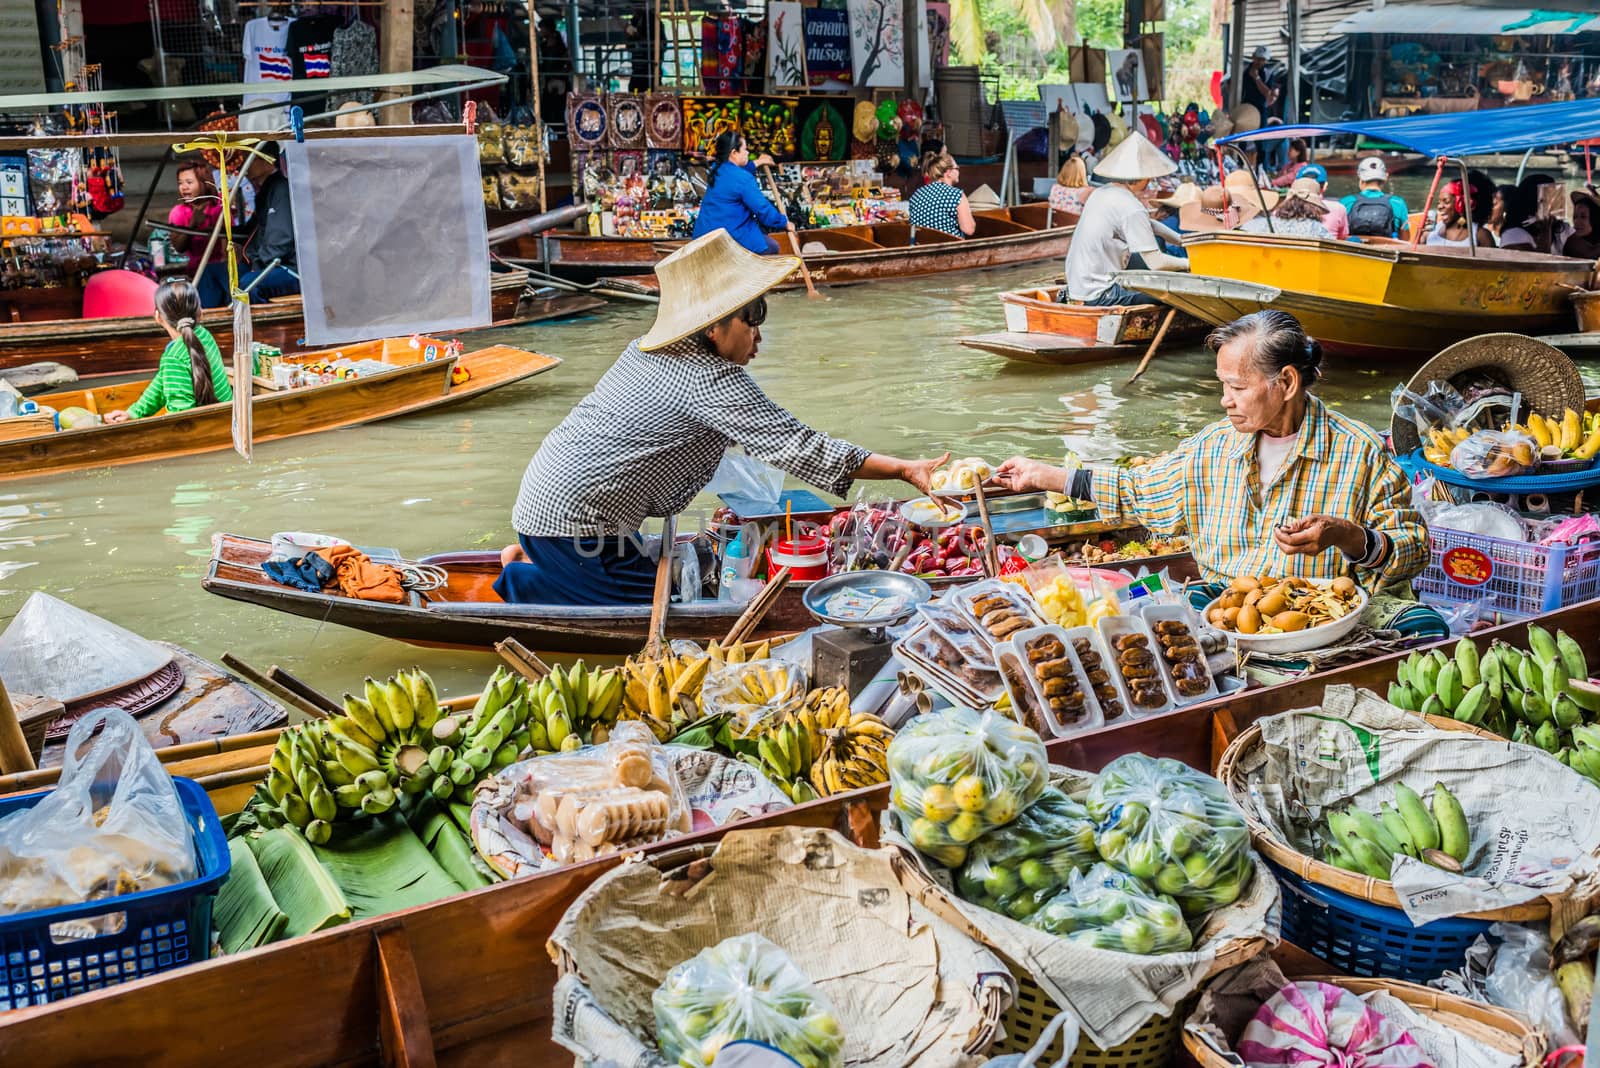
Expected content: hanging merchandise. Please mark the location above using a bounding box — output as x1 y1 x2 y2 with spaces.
701 15 744 95
802 8 853 88
681 97 741 157
242 14 295 132
567 93 609 151
609 95 647 151
796 97 848 161
645 93 684 150
329 19 379 106
286 14 341 106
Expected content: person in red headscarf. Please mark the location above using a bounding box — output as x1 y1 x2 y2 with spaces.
1427 173 1496 249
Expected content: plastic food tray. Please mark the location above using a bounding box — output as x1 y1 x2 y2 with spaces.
996 626 1103 739
1061 626 1130 724
893 622 1004 707
1096 614 1175 716
1141 603 1218 706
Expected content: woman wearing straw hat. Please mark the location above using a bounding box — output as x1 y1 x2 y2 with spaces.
1239 178 1335 240
1059 133 1190 307
496 230 950 606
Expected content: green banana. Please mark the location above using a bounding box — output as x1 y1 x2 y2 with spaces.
1557 630 1589 683
329 710 381 752
1505 682 1527 718
304 819 332 845
1524 692 1553 726
1395 654 1416 692
1431 783 1470 863
334 783 365 808
1570 745 1600 783
365 677 397 736
1345 835 1395 880
570 662 590 723
427 745 454 775
546 710 573 749
308 783 337 822
1481 649 1504 701
1455 638 1481 689
282 792 313 829
1555 694 1585 731
1536 720 1562 753
1519 655 1543 695
432 715 464 749
1419 694 1446 719
1416 654 1441 696
1341 805 1401 855
431 774 456 800
1568 679 1600 714
332 734 381 775
462 746 494 774
1379 803 1419 858
319 761 356 788
1529 624 1560 668
266 767 294 804
1545 657 1573 709
1513 721 1533 746
1394 784 1440 852
1324 839 1361 874
1436 662 1463 712
1454 683 1489 725
408 669 443 732
526 716 550 752
360 786 396 815
1388 682 1418 711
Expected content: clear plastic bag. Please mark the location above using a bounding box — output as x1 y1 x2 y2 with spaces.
1026 862 1194 954
701 659 807 737
653 933 845 1068
705 447 786 510
887 706 1049 868
1085 754 1252 916
0 708 195 917
1449 430 1536 480
954 788 1099 921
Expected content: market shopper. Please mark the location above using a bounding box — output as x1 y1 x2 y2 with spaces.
165 157 224 265
196 140 299 306
1341 157 1410 239
1564 190 1600 259
907 152 975 238
497 230 950 605
993 310 1430 601
1047 155 1092 218
1426 177 1495 249
1240 178 1335 239
1500 174 1572 254
690 130 796 255
1296 165 1348 239
1058 133 1189 306
103 280 232 423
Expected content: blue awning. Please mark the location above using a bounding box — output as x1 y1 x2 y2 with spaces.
1218 98 1600 158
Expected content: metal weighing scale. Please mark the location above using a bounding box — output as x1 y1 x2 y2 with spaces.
801 571 933 695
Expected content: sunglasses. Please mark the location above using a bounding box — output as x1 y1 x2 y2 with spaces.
737 296 768 327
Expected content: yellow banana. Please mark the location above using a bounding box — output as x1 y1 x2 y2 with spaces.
1576 423 1600 461
1529 413 1555 448
1562 409 1581 453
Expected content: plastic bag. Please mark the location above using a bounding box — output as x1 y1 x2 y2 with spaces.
1449 430 1536 480
1237 981 1428 1068
1026 862 1194 954
705 447 785 511
954 787 1099 920
1019 556 1089 629
1478 923 1580 1047
503 722 692 866
887 706 1048 868
701 659 807 737
1085 754 1252 916
0 708 195 917
653 933 845 1068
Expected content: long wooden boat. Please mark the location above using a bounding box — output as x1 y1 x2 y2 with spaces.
0 337 560 481
0 270 598 378
1 591 1583 1066
960 285 1209 365
556 204 1074 290
1121 232 1590 358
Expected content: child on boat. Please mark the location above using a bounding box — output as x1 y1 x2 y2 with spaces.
104 280 232 423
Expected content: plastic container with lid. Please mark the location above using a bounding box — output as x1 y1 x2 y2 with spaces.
996 625 1103 739
766 534 830 581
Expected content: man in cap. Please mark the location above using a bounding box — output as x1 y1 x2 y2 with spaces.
1242 46 1285 172
1341 157 1411 239
1297 164 1348 240
1059 134 1190 307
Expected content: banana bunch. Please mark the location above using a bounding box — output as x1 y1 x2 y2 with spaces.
1510 408 1600 460
1321 783 1470 879
739 687 895 801
528 660 625 753
1421 425 1472 466
809 709 892 798
619 640 782 740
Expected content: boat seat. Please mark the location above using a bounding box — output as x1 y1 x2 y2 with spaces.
81 270 158 319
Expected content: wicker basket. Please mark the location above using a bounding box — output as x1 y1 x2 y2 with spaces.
993 974 1195 1068
1182 975 1544 1068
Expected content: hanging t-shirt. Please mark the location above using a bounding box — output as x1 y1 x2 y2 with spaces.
242 16 294 131
330 20 379 106
286 14 342 105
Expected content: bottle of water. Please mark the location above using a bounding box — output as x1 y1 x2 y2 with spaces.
718 529 749 601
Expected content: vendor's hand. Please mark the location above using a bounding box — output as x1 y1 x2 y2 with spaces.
1274 515 1366 559
901 452 952 496
994 456 1067 495
754 153 776 168
103 410 130 424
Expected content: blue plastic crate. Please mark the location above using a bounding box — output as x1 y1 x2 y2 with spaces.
1272 862 1491 984
0 777 229 1010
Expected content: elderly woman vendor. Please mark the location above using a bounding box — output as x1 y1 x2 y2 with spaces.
498 229 949 605
996 311 1433 611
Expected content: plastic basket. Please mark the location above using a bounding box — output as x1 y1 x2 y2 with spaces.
0 776 229 1010
1271 862 1491 984
1413 526 1600 619
992 972 1191 1068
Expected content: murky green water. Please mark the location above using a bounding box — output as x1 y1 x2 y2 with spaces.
0 247 1570 700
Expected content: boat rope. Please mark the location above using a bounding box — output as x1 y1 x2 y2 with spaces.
396 562 448 592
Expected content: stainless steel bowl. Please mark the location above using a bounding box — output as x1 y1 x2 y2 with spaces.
801 571 933 635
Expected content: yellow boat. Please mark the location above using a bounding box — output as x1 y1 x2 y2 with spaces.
1121 234 1589 358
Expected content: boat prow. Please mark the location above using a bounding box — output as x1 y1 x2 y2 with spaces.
960 286 1208 365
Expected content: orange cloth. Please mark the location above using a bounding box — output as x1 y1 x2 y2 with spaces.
316 544 406 604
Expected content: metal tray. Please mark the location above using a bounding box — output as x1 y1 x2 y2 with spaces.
801 571 932 631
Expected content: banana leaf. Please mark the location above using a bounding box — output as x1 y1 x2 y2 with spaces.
310 814 465 917
248 827 352 938
215 837 289 953
416 807 495 889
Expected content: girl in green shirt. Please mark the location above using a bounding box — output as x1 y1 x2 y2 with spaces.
105 279 233 423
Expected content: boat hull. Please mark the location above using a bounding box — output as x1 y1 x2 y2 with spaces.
960 287 1209 364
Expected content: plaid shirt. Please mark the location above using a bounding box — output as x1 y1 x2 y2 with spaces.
1089 396 1427 588
513 337 870 538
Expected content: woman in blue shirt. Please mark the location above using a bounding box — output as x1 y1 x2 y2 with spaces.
691 130 796 254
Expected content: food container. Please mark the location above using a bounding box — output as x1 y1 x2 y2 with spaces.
899 496 970 528
955 578 1047 645
1200 578 1369 656
767 534 830 581
894 622 1004 706
1096 614 1175 716
1140 604 1217 706
996 625 1103 739
916 599 995 669
1062 625 1128 723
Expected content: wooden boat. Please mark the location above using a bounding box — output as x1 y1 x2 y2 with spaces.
0 337 560 481
558 204 1074 290
959 286 1209 365
1120 234 1590 357
2 594 1582 1066
0 270 599 379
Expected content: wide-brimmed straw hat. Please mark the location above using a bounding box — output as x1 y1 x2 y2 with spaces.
1390 333 1586 454
1093 131 1175 182
1223 169 1279 212
1179 185 1259 231
1228 103 1262 133
1156 182 1201 209
638 230 798 350
1284 176 1328 212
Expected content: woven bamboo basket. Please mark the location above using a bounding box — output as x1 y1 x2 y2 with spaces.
1182 975 1544 1068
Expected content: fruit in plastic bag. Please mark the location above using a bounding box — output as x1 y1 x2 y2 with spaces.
1085 754 1252 916
888 706 1049 868
955 788 1099 920
1448 430 1536 480
1027 862 1193 954
701 659 807 737
653 933 845 1068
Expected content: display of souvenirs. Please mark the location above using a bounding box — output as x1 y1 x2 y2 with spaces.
681 96 742 157
740 96 799 161
796 97 849 161
566 94 608 151
645 93 684 149
609 94 647 150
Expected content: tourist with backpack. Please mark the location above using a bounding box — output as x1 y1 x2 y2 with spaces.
1340 157 1410 239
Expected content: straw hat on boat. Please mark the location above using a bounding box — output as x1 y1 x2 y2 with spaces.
637 230 799 351
1228 102 1262 133
1180 184 1259 231
968 183 1002 209
1223 168 1279 212
1093 131 1175 183
1390 333 1586 455
1156 182 1201 209
1283 176 1328 212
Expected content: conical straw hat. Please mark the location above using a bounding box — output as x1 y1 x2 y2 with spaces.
0 593 172 705
638 230 800 351
1093 130 1176 182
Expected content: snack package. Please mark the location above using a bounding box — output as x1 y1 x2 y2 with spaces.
0 708 196 917
1237 982 1428 1068
1449 430 1536 480
887 706 1048 868
1086 754 1252 916
954 788 1099 920
1026 862 1194 954
507 722 692 865
653 933 845 1068
1019 556 1089 629
701 659 807 737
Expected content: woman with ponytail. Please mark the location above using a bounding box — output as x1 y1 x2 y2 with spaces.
690 129 796 254
105 280 233 423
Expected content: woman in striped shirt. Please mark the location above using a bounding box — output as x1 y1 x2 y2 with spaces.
105 280 232 423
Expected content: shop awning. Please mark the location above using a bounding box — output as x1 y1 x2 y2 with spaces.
1218 97 1600 157
1330 4 1599 36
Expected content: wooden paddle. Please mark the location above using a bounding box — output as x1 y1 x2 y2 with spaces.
221 653 330 720
1128 308 1179 384
644 515 679 661
721 567 792 648
970 479 1002 578
760 164 823 299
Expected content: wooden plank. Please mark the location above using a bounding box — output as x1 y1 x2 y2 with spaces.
0 124 469 153
375 925 438 1068
380 2 417 126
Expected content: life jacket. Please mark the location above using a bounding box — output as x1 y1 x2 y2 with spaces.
1348 195 1396 236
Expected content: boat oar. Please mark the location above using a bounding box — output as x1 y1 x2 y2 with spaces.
1127 308 1179 384
0 676 36 775
221 653 330 720
265 664 342 717
494 638 553 682
644 515 679 661
722 567 792 648
761 164 824 300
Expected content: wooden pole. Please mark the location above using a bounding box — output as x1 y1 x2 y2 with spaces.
1128 307 1178 383
1227 0 1246 110
379 0 416 126
526 1 547 213
644 515 678 660
0 676 35 774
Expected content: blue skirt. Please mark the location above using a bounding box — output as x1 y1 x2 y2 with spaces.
492 534 657 606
